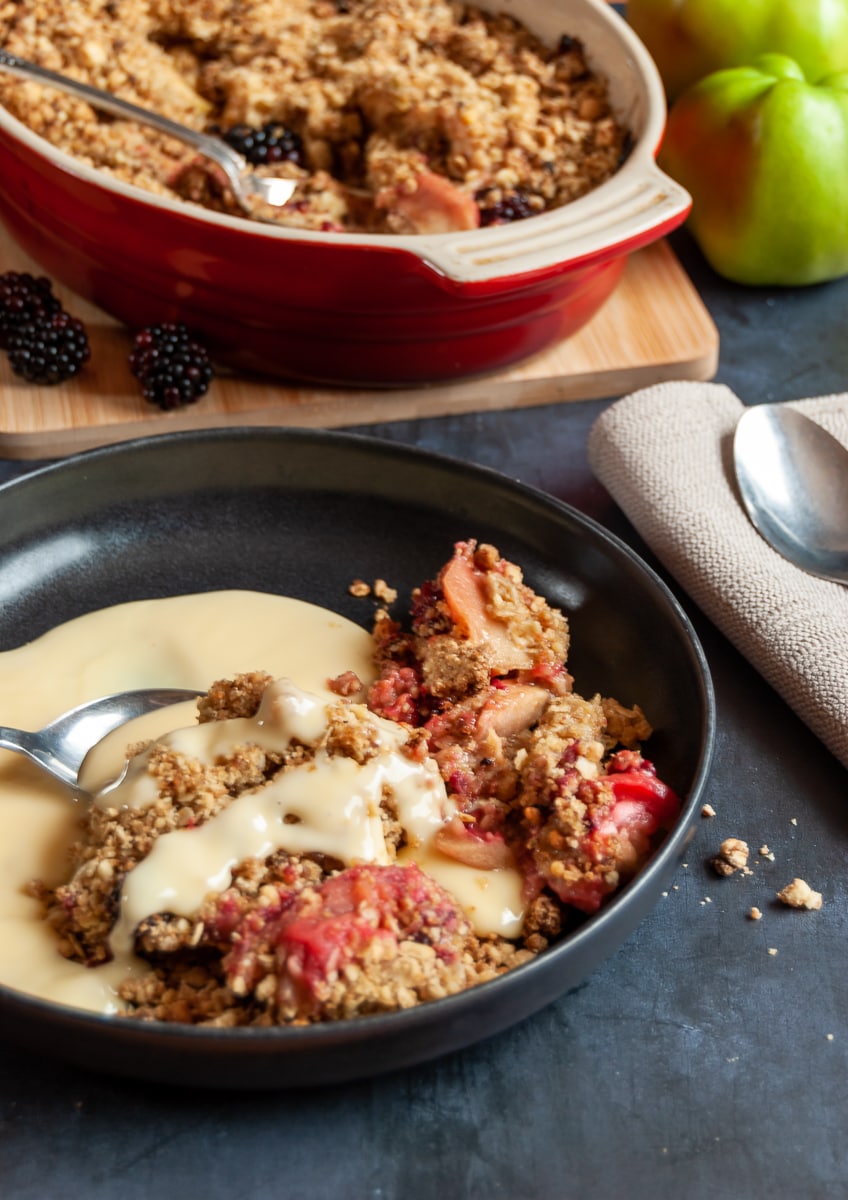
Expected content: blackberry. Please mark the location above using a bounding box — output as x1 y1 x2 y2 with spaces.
0 271 62 349
219 121 305 167
477 189 538 226
129 323 214 411
6 310 91 385
557 34 582 54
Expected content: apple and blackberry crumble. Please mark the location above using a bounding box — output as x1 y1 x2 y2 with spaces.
0 0 630 234
32 542 678 1026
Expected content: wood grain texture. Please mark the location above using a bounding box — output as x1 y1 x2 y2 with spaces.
0 221 718 458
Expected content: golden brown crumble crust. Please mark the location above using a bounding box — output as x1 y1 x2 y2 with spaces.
0 0 629 233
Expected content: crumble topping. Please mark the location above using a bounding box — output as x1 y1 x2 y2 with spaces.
29 540 679 1026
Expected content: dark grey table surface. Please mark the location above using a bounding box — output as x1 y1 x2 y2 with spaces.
1 228 846 1200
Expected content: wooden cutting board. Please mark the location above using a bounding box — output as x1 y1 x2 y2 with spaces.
0 221 717 459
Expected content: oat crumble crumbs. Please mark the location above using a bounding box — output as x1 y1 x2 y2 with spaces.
711 837 750 877
749 907 762 921
776 878 823 911
0 0 630 235
373 579 397 605
327 669 364 697
348 579 371 598
759 845 775 862
701 804 716 818
768 948 778 956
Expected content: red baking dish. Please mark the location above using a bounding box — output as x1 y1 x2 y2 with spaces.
0 0 690 386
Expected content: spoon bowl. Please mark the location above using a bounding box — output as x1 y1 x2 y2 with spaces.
0 689 201 795
0 50 297 218
733 403 848 585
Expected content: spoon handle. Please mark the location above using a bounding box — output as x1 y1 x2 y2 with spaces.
0 48 248 195
0 727 78 789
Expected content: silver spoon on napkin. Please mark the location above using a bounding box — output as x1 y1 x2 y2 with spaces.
0 50 297 217
733 403 848 585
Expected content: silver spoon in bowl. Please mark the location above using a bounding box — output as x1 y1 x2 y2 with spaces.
0 688 201 796
0 49 297 217
733 403 848 585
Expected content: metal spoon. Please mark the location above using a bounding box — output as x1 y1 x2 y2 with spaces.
0 688 200 795
0 49 297 216
733 403 848 585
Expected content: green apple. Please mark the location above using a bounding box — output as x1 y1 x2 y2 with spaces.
659 55 848 285
628 0 848 100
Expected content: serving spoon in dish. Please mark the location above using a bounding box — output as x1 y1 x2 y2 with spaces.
733 402 848 585
0 688 201 796
0 49 298 217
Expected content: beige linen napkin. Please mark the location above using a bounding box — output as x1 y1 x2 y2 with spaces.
587 381 848 770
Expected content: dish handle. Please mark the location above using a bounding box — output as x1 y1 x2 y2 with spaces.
411 158 692 287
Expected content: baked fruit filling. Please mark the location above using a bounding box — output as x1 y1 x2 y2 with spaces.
368 541 678 914
33 542 678 1026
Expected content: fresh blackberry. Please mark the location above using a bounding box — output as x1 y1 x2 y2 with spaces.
0 271 62 349
219 121 305 167
129 323 214 411
477 189 538 226
6 310 91 385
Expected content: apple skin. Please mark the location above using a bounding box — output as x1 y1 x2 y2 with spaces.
658 55 848 286
628 0 848 100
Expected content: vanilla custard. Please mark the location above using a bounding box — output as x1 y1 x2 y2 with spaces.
0 590 524 1015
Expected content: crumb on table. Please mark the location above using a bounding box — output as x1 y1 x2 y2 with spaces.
711 837 749 876
373 579 397 604
777 878 823 911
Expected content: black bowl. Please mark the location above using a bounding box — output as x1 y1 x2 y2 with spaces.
0 428 714 1088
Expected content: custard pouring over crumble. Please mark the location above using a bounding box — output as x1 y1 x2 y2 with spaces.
29 542 679 1027
0 0 630 234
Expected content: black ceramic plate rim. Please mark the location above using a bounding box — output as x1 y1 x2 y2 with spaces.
0 427 715 1062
